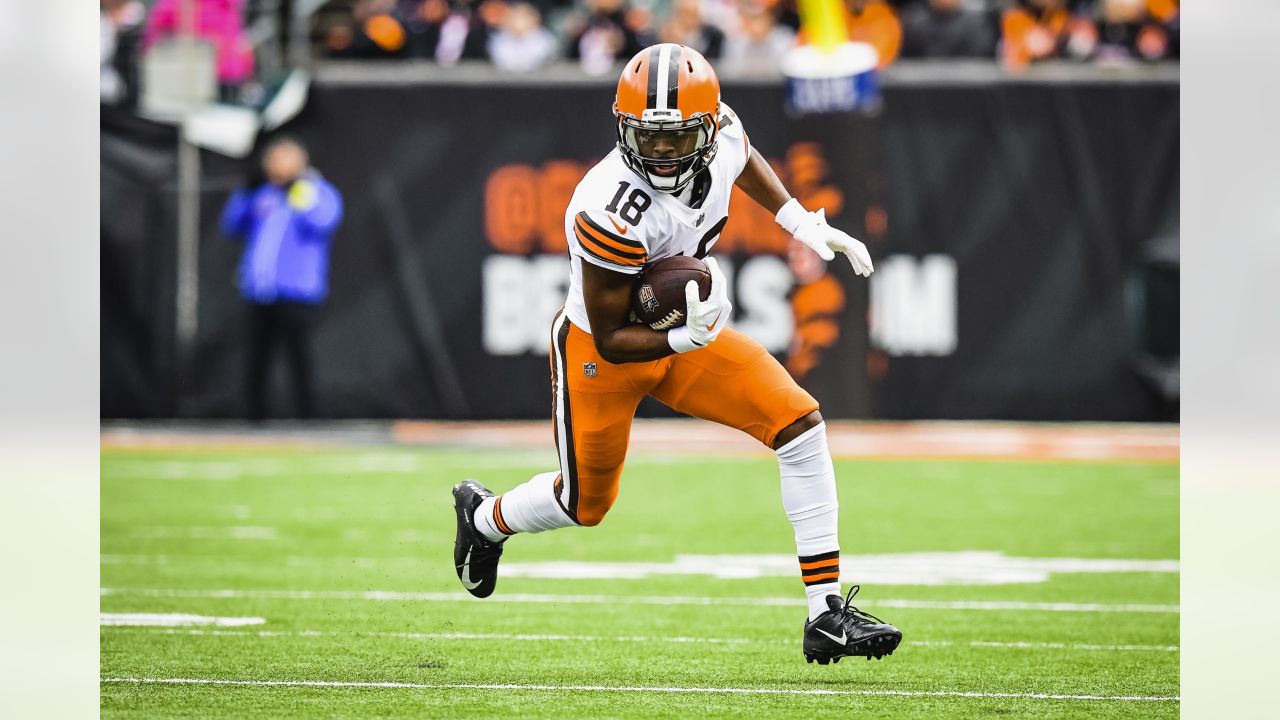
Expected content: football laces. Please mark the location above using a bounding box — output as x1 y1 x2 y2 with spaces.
649 309 684 331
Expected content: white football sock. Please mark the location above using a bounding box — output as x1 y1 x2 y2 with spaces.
474 471 576 543
804 580 840 620
472 496 506 543
776 422 842 620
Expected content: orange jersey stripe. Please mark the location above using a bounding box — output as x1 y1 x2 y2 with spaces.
574 225 646 267
574 224 644 265
574 215 646 257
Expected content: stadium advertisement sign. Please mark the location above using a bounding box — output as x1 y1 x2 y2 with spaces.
101 79 1177 421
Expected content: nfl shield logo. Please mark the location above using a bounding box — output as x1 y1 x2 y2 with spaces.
583 362 597 378
638 285 659 314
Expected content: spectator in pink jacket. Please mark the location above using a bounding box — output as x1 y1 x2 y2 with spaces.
142 0 254 86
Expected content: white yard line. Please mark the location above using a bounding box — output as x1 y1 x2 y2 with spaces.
494 552 1178 585
911 639 1178 652
124 526 278 541
102 451 561 481
99 677 1179 702
98 587 1179 613
103 626 1179 653
877 599 1179 613
100 613 266 627
99 550 1180 587
104 628 756 645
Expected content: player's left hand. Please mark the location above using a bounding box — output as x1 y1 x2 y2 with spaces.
791 208 874 278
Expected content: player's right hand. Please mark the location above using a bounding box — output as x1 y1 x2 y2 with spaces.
668 257 732 353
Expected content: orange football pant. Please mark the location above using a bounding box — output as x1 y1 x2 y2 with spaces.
548 309 819 526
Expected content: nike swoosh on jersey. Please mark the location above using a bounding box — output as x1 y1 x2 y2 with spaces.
816 627 847 645
608 216 629 234
460 549 481 590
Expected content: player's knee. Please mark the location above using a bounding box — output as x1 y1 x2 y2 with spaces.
789 409 824 436
575 501 614 527
576 509 607 527
773 409 824 450
572 488 618 527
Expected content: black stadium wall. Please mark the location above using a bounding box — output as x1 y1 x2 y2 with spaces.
101 65 1179 421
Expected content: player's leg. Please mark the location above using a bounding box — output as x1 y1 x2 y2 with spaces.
772 410 842 618
650 327 900 662
650 328 836 606
452 309 657 597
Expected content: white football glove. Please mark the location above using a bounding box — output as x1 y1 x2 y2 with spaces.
667 257 733 353
776 198 874 278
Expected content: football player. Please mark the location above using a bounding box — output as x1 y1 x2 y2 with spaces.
454 43 900 664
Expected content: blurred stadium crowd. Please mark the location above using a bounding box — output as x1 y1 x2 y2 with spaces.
103 0 1179 104
319 0 1179 70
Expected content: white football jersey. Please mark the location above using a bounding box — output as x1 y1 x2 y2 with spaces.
562 103 752 333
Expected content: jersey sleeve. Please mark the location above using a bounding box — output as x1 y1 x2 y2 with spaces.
570 208 650 275
717 102 752 180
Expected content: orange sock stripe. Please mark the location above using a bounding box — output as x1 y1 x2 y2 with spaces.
492 496 514 536
799 558 841 571
802 571 841 584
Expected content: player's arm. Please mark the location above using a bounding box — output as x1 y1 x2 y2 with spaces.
734 147 792 215
574 204 732 361
583 257 734 363
581 261 676 364
734 148 875 278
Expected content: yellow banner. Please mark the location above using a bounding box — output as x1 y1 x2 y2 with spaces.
798 0 848 52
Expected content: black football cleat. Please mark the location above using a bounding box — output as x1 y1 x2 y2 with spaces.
452 480 505 598
803 586 902 664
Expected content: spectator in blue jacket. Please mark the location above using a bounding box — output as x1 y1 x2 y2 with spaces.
220 136 343 420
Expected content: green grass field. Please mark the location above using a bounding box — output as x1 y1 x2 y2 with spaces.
101 443 1178 718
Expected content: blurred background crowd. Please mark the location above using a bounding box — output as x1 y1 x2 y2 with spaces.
319 0 1180 70
103 0 1179 106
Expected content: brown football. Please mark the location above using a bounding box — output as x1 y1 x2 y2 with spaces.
633 256 712 330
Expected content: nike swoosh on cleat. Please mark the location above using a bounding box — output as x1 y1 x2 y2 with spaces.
459 549 482 590
816 628 847 645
